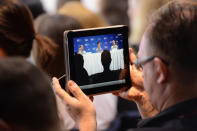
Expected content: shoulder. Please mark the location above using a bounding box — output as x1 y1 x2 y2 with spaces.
128 128 192 131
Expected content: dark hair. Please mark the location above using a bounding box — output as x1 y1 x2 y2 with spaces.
75 54 84 67
101 50 111 68
147 0 197 72
33 14 82 77
0 1 35 57
100 0 129 26
19 0 45 19
0 1 50 58
0 57 60 130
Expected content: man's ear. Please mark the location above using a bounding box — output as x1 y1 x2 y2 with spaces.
0 119 11 131
154 57 168 84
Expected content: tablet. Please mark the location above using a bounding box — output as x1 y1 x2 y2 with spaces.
63 25 131 95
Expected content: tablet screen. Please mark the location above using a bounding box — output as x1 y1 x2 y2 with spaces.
72 33 126 89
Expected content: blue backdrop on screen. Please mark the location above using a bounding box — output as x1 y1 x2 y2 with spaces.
73 33 123 53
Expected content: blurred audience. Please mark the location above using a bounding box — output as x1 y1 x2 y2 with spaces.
58 1 107 28
128 0 171 46
99 0 129 26
57 0 80 9
33 14 82 78
18 0 45 19
0 58 61 131
0 0 54 62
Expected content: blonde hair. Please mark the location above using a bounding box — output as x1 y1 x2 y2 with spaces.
58 1 107 28
130 0 171 45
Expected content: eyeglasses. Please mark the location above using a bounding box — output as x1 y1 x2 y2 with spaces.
133 56 168 69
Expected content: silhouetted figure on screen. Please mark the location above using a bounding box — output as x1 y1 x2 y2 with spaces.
74 54 90 86
91 50 120 84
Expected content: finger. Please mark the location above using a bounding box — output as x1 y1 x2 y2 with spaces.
67 80 87 100
129 48 137 63
118 91 130 100
52 77 77 105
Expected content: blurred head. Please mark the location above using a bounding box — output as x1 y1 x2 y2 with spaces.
18 0 45 19
99 0 129 26
97 42 101 48
0 58 60 131
33 14 82 77
138 0 197 111
0 1 35 57
57 0 80 9
101 50 111 71
128 0 171 45
112 40 116 46
80 45 84 50
58 1 107 28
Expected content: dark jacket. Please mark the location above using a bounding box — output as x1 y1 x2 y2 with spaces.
129 98 197 131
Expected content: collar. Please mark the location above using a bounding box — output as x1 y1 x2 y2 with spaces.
138 97 197 128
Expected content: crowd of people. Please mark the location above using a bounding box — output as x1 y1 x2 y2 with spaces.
0 0 197 131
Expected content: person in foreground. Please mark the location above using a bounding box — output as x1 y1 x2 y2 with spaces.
54 0 197 130
0 57 96 131
0 58 61 131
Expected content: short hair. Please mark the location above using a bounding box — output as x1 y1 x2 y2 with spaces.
100 0 129 26
33 14 82 77
0 58 60 130
147 0 197 72
101 50 111 67
0 1 35 57
18 0 45 19
58 1 107 28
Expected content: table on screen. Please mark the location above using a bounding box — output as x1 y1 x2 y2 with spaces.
82 49 124 76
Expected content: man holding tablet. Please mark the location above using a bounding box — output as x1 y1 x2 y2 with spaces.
55 0 197 130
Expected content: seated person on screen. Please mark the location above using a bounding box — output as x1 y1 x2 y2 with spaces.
96 42 103 53
74 54 90 86
78 44 86 55
111 40 118 51
91 50 120 84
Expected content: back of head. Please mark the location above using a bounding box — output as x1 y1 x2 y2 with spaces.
100 0 129 26
58 1 107 28
147 0 197 82
74 54 84 68
0 57 60 131
101 50 111 68
33 14 82 77
57 0 80 9
0 1 35 57
18 0 45 19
